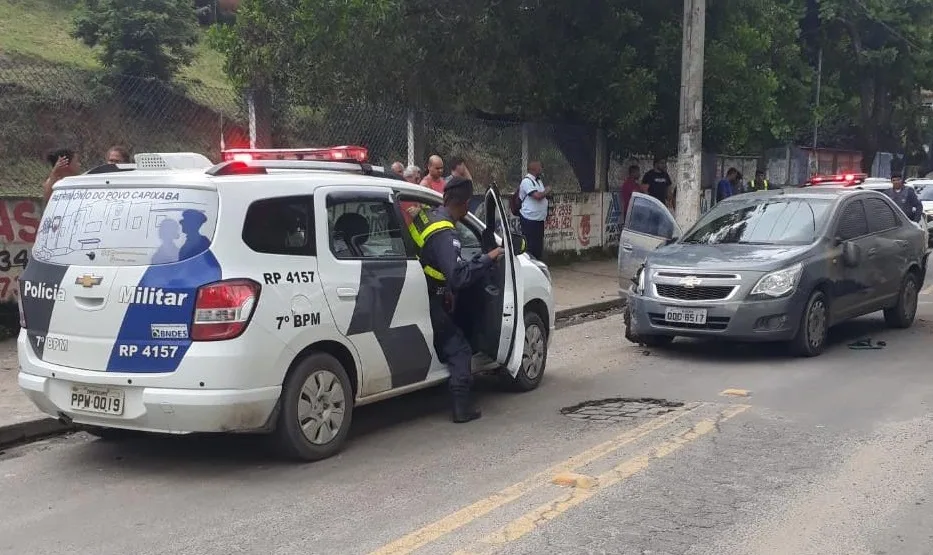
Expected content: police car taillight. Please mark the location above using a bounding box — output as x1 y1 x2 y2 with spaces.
221 146 369 163
191 279 261 341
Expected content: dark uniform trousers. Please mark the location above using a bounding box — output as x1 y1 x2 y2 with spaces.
408 206 494 398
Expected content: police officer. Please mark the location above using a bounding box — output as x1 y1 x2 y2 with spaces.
746 169 769 193
409 176 503 423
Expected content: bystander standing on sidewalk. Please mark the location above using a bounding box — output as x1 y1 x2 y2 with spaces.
421 155 446 193
641 157 673 206
403 165 422 184
391 161 405 177
620 164 645 221
445 156 473 183
106 145 131 165
42 148 79 203
716 168 738 202
518 160 549 260
885 172 923 222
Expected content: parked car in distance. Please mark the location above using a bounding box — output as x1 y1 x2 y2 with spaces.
618 189 928 357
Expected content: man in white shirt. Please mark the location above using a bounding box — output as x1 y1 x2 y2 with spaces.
518 160 550 260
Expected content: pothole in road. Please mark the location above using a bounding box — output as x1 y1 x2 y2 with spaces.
560 397 685 422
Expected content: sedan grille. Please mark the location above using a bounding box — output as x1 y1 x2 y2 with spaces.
655 284 734 301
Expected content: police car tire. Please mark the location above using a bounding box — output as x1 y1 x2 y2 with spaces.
504 311 548 392
273 353 354 462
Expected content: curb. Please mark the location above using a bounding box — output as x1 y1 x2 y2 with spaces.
0 417 74 450
555 298 623 320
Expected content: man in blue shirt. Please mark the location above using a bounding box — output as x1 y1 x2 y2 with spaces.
716 167 739 203
884 172 924 222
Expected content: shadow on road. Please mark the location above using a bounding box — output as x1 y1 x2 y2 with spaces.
52 375 514 470
640 315 894 363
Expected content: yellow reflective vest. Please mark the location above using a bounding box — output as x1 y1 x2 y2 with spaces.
407 208 455 282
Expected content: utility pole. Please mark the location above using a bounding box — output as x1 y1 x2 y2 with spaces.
675 0 706 231
812 47 823 149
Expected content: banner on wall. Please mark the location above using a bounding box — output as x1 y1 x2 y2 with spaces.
0 198 41 304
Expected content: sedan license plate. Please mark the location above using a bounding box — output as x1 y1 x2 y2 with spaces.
664 307 707 325
70 385 125 415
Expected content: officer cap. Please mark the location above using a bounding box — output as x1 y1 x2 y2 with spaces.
444 175 473 192
443 175 473 203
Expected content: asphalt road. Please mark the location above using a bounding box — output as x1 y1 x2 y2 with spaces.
3 287 933 554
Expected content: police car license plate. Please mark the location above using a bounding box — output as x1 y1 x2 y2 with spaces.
664 307 707 325
70 385 125 415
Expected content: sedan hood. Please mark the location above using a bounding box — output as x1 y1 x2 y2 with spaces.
648 243 812 272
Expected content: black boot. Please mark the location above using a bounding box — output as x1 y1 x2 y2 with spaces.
452 394 481 423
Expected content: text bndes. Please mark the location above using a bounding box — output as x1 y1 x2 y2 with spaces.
119 286 189 306
21 280 66 301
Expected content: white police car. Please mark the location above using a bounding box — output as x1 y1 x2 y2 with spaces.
17 148 554 461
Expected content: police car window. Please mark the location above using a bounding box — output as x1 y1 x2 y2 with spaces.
626 196 675 239
327 199 406 259
33 187 218 266
837 200 869 240
243 197 314 255
864 197 900 233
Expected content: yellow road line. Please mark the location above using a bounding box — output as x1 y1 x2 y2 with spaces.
368 404 701 555
454 404 751 555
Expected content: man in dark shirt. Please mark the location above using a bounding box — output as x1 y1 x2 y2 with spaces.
641 158 673 205
884 172 923 222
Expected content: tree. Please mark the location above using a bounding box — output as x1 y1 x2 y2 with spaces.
212 0 813 180
73 0 200 81
814 0 933 171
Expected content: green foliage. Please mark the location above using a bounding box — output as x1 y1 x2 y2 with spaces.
209 0 933 162
815 0 933 166
72 0 200 81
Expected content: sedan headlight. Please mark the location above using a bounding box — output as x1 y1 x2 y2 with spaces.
750 263 803 298
634 266 646 295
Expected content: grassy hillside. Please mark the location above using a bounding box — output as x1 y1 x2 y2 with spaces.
0 0 230 89
0 0 248 198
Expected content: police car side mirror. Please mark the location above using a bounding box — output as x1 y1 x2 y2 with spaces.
511 232 527 255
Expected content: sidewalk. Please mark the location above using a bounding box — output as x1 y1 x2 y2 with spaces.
0 258 620 445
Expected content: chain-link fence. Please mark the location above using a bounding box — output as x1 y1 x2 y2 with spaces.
2 54 601 199
0 55 246 198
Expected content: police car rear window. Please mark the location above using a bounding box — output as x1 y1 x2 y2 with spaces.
33 187 219 266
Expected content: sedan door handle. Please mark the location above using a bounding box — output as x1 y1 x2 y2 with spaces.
895 240 908 249
336 287 357 299
621 243 634 251
868 248 878 257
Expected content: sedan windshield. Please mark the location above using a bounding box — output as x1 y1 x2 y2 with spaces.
918 186 933 201
682 198 832 245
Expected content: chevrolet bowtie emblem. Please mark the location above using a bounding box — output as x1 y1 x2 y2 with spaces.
75 274 103 288
679 276 702 288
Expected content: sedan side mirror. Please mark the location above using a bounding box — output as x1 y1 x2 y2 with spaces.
511 232 527 255
840 239 860 267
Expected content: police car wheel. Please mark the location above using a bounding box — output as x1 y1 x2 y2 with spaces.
274 353 354 462
504 311 548 392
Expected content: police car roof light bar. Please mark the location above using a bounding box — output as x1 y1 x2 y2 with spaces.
205 161 269 176
221 146 369 163
206 159 407 182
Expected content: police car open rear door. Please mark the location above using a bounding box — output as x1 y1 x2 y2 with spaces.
478 185 525 377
